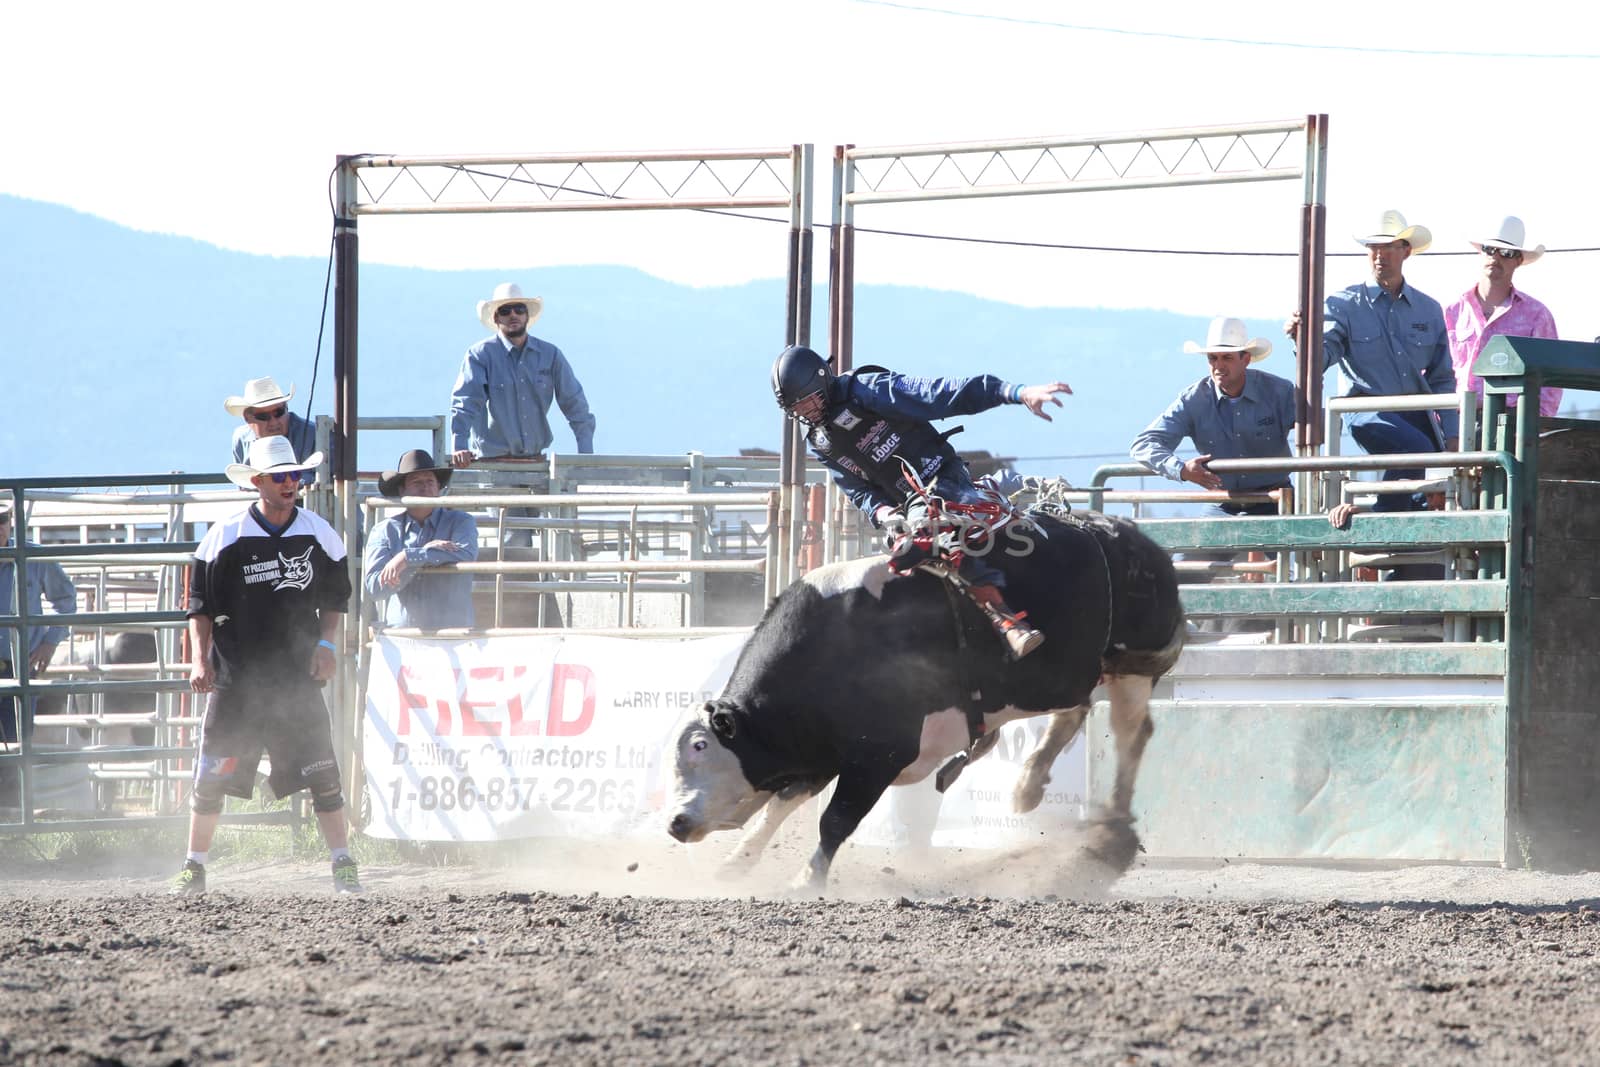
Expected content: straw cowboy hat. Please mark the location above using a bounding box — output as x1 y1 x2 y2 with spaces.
224 435 322 490
1354 209 1432 253
477 282 545 331
1472 216 1544 265
224 376 295 417
379 449 454 499
1183 317 1272 362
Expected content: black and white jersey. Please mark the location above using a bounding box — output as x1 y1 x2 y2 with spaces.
188 505 352 681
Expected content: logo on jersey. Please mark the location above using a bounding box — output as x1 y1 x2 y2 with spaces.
275 545 316 591
831 408 862 430
869 431 902 464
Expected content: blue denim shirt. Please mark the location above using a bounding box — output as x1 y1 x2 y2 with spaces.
1321 280 1458 441
0 539 77 658
450 334 596 458
1131 369 1298 491
230 413 319 465
362 507 480 631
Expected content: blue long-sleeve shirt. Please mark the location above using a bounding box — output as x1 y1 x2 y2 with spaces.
1320 279 1458 442
815 369 1020 519
230 413 319 465
1130 369 1298 491
362 507 480 631
450 334 596 458
1 539 77 659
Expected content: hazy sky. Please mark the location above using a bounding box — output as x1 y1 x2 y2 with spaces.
5 0 1597 338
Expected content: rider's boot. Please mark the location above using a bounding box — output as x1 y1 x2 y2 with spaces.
966 583 1045 660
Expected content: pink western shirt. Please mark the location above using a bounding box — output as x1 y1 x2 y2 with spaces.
1444 286 1562 417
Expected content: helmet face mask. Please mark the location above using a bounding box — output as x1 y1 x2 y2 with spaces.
771 345 832 423
789 390 828 425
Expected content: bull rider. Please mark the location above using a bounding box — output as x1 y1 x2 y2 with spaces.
770 344 1072 660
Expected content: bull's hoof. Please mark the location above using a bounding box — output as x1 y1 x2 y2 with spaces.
782 872 827 899
715 851 761 881
1012 768 1048 813
1075 814 1141 878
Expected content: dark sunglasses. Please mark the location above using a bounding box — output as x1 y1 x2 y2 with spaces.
247 405 289 422
1483 246 1522 260
494 303 528 317
268 470 307 484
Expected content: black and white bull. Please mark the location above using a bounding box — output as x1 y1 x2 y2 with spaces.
666 511 1184 891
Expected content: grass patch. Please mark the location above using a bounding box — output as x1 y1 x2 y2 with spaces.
0 794 406 875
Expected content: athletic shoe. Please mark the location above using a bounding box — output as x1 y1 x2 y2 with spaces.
170 860 206 896
332 855 364 894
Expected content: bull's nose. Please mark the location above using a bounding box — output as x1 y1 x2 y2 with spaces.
667 813 692 841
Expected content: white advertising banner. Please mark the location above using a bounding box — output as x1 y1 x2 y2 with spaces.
363 632 1088 848
363 633 747 842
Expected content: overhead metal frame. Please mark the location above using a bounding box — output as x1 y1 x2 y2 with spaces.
334 145 814 568
330 146 815 802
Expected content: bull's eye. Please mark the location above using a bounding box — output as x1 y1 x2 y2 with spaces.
691 738 708 752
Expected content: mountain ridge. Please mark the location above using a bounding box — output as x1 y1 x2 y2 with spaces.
0 194 1265 487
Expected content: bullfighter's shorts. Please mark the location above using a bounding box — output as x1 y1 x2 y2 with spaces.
193 676 342 806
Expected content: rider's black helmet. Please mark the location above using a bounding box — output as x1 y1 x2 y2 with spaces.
771 345 831 416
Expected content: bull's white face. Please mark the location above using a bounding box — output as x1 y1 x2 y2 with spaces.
665 704 770 843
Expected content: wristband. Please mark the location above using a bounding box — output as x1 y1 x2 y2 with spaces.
1010 384 1025 403
317 639 337 653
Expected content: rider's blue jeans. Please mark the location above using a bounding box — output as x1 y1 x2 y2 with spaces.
1345 409 1439 513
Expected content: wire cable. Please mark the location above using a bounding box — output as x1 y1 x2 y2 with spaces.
301 161 340 425
440 162 1600 259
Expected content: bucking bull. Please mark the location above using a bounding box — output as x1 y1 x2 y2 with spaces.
666 510 1184 891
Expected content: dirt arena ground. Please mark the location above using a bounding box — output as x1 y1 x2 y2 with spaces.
3 834 1598 1066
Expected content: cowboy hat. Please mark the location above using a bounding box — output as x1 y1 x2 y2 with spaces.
1471 216 1544 265
1182 317 1272 362
224 434 322 490
224 376 295 417
477 282 545 331
379 449 454 498
1354 209 1431 253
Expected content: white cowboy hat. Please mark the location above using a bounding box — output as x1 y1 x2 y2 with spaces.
224 434 322 490
224 376 295 417
1354 209 1431 253
477 282 545 331
1182 317 1272 362
1471 216 1544 265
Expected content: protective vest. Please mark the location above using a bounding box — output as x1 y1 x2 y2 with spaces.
806 392 962 504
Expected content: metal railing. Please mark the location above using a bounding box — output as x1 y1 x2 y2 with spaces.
0 472 291 834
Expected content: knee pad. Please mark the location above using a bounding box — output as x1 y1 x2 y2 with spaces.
191 773 228 816
307 765 345 813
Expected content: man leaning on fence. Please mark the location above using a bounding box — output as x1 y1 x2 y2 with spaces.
0 505 78 808
449 283 596 550
363 449 478 632
1131 316 1297 517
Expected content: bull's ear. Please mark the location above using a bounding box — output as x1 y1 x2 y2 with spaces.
709 705 738 741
